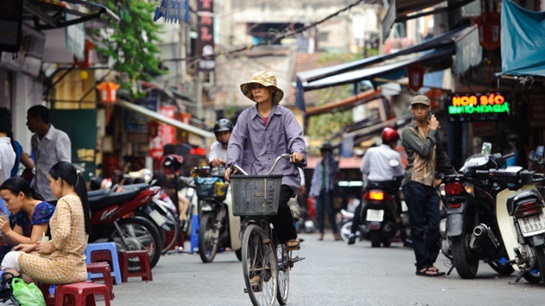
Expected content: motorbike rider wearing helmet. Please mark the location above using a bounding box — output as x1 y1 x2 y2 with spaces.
209 118 233 168
347 127 404 245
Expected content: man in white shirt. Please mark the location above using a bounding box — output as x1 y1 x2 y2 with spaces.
0 108 16 214
348 127 404 245
27 105 71 202
209 118 233 168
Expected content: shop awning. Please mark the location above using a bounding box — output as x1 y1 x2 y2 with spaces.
302 46 454 91
24 0 120 30
117 99 215 139
499 0 545 78
297 26 470 85
305 88 383 116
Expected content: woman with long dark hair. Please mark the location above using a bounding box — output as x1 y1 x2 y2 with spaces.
1 161 91 284
0 177 55 262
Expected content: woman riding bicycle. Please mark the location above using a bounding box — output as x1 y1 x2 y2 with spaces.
225 70 306 251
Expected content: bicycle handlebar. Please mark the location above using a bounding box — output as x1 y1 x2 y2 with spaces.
232 153 296 176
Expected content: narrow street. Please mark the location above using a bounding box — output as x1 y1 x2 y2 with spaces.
108 233 545 306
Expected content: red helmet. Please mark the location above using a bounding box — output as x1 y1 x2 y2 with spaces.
381 127 399 143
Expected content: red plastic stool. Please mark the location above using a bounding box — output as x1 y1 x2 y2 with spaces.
90 250 113 266
86 262 114 299
54 282 111 306
119 250 153 282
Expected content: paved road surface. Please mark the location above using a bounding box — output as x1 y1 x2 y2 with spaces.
102 233 544 306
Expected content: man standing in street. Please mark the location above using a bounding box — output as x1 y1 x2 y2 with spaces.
401 95 456 277
26 105 71 202
309 143 341 241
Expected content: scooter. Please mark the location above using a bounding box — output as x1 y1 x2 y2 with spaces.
88 181 163 271
194 166 242 263
338 209 364 243
441 144 515 279
487 146 545 284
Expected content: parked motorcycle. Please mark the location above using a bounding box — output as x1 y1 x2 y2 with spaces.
441 144 516 279
88 181 163 270
194 166 242 263
485 146 545 284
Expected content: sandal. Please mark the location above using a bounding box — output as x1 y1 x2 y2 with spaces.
286 239 301 250
416 266 445 277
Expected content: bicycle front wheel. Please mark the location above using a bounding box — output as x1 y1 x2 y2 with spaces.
242 224 278 306
276 242 290 305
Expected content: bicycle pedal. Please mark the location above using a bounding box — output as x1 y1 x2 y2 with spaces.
291 256 305 263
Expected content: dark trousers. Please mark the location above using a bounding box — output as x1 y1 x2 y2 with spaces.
271 185 298 243
316 189 338 234
402 181 441 270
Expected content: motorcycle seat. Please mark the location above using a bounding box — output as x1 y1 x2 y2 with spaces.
89 185 148 212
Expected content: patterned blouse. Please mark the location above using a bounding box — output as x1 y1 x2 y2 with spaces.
18 194 88 284
11 201 55 237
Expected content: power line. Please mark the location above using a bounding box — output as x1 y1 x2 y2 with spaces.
162 0 369 63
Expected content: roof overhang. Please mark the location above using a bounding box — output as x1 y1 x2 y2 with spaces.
305 88 383 116
117 99 215 140
296 26 470 86
24 0 120 31
301 46 454 91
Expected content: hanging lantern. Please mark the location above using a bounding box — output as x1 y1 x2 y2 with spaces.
74 39 94 69
474 12 501 51
95 81 120 103
425 88 444 110
407 64 426 92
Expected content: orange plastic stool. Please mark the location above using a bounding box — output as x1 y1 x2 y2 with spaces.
119 250 153 282
86 262 114 299
54 282 111 306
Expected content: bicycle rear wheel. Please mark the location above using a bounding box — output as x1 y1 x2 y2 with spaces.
242 224 278 306
276 242 290 305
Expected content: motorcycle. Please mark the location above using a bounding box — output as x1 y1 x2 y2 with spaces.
194 166 242 263
87 181 163 271
486 146 545 284
441 145 516 279
338 208 364 243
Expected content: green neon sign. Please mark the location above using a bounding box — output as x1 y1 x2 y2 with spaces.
447 92 510 122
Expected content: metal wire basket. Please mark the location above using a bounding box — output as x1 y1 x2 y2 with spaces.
231 174 283 216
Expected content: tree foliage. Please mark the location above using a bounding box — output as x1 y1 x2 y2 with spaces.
306 52 363 141
93 0 164 93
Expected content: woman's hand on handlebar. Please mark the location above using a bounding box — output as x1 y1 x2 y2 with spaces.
224 167 237 183
291 152 304 164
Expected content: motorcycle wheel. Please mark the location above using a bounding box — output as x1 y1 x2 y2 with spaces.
524 245 545 284
198 213 219 263
108 217 162 271
487 261 514 276
451 234 479 279
370 231 381 248
381 236 392 247
339 222 353 243
161 217 181 255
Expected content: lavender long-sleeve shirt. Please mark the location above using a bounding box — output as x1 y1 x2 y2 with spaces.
227 104 307 193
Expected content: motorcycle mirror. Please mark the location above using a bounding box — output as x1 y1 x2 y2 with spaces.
389 159 400 168
481 142 492 157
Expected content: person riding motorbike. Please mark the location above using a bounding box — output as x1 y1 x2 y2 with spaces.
348 127 404 245
209 118 233 168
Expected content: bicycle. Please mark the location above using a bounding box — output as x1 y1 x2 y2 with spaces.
230 154 304 306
